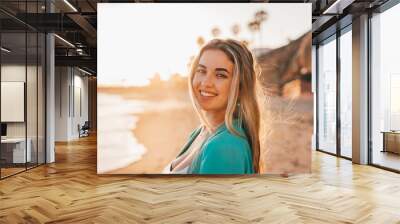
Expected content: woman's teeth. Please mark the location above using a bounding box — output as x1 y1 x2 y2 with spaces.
200 91 217 97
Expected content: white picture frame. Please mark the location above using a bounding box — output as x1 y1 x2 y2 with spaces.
1 81 25 122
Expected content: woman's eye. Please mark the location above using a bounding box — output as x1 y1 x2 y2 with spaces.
216 73 227 78
196 68 206 74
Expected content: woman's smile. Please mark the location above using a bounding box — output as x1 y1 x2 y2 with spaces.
199 90 218 97
198 89 219 106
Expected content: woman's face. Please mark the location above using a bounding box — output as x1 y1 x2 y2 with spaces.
192 49 234 114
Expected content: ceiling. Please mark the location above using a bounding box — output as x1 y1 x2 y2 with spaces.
0 0 392 75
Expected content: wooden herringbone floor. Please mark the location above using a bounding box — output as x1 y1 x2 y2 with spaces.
1 135 400 223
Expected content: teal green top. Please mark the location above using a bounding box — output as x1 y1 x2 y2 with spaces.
176 120 254 174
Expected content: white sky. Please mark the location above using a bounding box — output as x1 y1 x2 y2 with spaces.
98 3 311 86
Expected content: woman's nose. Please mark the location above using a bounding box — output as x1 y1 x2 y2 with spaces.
201 72 214 87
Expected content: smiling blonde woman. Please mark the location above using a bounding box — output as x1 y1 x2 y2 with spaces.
164 39 261 174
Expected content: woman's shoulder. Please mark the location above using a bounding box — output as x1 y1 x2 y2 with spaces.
202 127 251 157
195 127 253 174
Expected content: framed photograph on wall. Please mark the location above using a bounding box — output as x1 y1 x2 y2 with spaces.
97 3 312 175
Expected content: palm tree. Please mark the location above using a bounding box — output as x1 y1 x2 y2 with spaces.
254 10 268 47
255 10 268 23
231 24 240 37
248 20 260 47
196 36 205 48
211 26 221 38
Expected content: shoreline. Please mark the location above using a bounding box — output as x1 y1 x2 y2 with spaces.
108 106 199 174
97 93 147 173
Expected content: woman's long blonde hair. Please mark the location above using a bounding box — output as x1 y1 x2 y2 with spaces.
188 39 261 173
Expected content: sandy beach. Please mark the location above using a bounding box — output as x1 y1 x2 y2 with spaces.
98 86 199 174
108 105 199 174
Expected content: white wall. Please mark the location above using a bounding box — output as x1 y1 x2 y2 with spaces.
55 67 89 141
72 73 89 138
55 66 70 141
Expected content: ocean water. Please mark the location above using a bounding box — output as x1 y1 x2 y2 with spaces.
97 93 147 173
97 93 188 173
